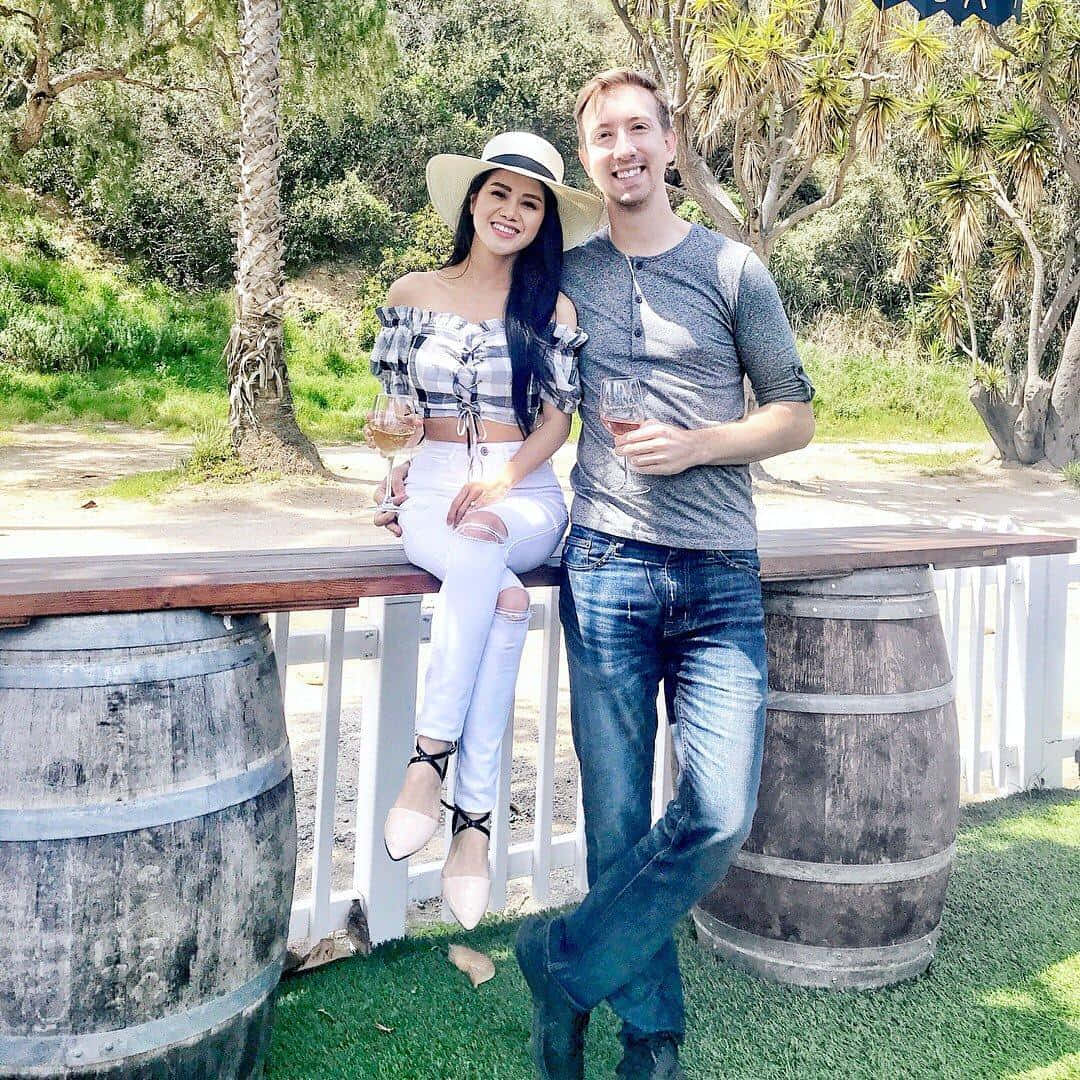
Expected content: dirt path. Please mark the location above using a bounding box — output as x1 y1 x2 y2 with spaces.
2 426 1078 557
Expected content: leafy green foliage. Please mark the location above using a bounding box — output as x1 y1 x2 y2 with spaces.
286 174 397 269
770 162 908 326
23 93 237 287
0 191 380 438
282 0 611 215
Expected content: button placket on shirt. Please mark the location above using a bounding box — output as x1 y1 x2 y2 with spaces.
627 257 646 353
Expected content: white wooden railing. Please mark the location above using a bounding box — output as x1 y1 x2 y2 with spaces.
934 550 1078 797
273 547 1077 954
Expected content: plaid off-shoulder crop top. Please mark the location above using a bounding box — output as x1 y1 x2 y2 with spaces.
370 306 587 444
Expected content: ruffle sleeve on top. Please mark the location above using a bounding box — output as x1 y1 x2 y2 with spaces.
536 323 588 414
370 305 421 395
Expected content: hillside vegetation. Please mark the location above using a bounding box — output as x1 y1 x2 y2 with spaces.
0 189 984 444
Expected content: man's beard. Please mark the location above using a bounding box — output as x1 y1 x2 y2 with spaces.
615 187 650 208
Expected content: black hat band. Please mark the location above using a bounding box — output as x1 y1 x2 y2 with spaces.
486 154 558 183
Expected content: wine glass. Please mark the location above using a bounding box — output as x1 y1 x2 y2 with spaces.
369 392 418 513
600 377 649 493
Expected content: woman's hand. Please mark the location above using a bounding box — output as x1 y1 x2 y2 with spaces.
447 474 513 526
372 461 411 538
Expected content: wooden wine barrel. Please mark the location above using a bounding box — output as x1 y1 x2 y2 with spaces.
693 566 960 990
0 610 296 1078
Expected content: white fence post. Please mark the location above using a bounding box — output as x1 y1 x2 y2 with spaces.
651 691 676 824
309 608 346 941
488 705 516 913
1013 554 1071 789
354 595 423 945
992 561 1015 793
271 610 290 702
964 566 988 795
532 588 561 903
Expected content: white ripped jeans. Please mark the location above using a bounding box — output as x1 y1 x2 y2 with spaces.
397 440 567 812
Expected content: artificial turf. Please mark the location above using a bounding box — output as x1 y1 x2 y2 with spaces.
267 790 1080 1079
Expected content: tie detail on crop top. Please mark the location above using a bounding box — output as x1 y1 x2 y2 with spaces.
370 307 587 456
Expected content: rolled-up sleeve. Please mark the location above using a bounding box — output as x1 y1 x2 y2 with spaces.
734 253 815 405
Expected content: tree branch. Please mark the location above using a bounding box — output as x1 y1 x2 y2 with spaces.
1038 235 1080 348
608 0 654 76
771 82 872 242
988 171 1047 382
669 0 691 113
0 3 38 29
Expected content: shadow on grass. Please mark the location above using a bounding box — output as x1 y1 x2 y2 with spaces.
267 790 1080 1080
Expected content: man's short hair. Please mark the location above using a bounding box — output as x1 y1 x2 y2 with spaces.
574 69 672 144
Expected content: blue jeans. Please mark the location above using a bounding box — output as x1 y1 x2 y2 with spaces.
549 525 768 1040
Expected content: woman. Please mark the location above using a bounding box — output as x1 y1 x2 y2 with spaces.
368 132 601 929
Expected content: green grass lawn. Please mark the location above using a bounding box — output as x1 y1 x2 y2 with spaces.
0 190 985 448
0 190 377 443
267 791 1080 1079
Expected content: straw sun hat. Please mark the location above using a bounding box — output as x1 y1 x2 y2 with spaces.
425 132 603 251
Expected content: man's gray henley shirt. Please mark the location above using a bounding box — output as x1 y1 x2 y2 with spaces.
561 223 815 551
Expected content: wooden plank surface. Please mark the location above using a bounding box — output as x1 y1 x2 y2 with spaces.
0 526 1073 621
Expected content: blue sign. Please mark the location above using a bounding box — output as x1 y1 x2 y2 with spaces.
872 0 1021 26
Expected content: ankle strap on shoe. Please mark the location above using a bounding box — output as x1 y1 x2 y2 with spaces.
442 801 491 839
408 739 457 781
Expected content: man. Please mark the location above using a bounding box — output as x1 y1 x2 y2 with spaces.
375 68 814 1079
512 70 815 1080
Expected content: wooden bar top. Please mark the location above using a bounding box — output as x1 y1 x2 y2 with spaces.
0 526 1074 623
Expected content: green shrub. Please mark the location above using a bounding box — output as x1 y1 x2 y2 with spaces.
351 207 454 347
281 0 612 215
771 162 908 328
24 93 238 289
285 173 396 268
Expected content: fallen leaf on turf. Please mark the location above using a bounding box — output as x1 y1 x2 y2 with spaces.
448 944 496 987
375 1021 395 1034
316 1008 337 1023
81 500 97 509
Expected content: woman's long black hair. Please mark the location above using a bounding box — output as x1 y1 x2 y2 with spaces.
442 169 564 436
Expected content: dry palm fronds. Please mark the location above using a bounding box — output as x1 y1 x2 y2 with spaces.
858 82 903 162
887 18 947 89
703 17 762 115
925 148 991 270
758 20 804 98
891 218 933 286
909 83 953 154
794 57 853 155
992 101 1054 216
989 230 1030 304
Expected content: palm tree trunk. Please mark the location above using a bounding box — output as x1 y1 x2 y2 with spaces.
225 0 323 474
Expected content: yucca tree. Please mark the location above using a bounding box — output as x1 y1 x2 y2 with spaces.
910 0 1080 467
608 0 949 261
892 217 934 319
924 273 969 354
925 148 991 271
